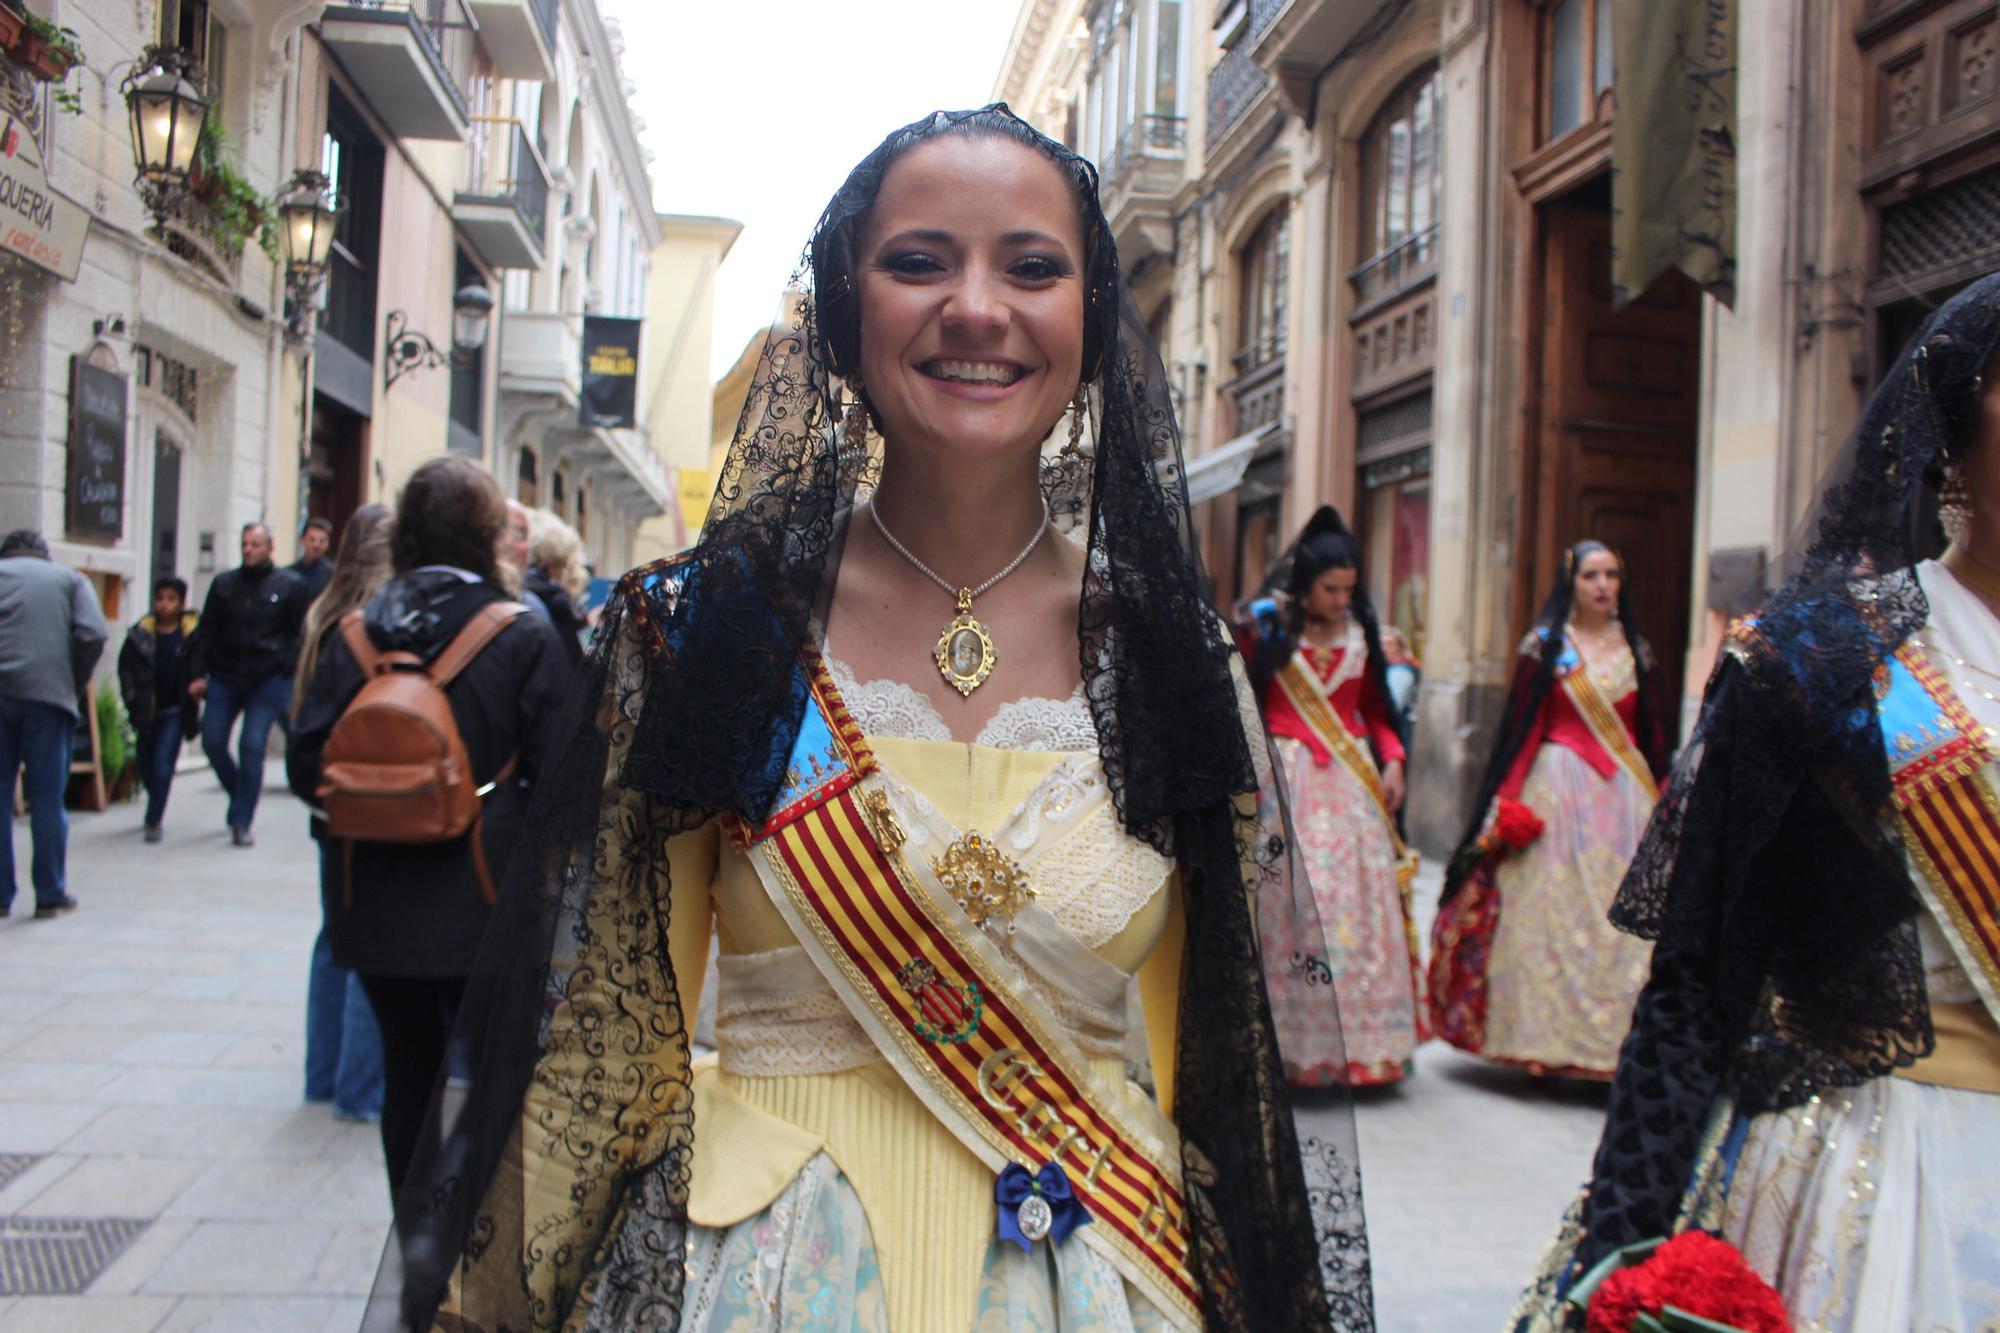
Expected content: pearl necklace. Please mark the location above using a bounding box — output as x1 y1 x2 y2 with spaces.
871 500 1051 698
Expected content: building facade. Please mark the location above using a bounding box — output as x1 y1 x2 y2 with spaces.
0 0 314 623
998 0 2000 852
0 0 678 645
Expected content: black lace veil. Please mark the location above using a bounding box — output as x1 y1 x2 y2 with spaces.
365 105 1372 1332
1442 540 1670 901
1556 271 2000 1278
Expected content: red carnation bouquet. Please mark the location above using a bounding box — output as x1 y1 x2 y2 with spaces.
1471 796 1544 860
1571 1232 1790 1333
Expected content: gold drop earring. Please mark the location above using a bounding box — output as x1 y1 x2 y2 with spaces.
842 377 871 446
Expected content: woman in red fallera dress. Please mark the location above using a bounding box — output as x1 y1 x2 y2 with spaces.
1241 507 1425 1086
1430 540 1671 1078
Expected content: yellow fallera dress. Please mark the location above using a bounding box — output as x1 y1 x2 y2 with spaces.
508 659 1191 1331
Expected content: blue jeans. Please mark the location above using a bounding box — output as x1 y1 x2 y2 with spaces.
0 695 76 909
306 925 385 1118
139 709 184 827
200 674 291 830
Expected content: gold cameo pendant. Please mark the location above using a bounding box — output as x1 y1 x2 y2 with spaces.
934 587 996 698
933 832 1034 927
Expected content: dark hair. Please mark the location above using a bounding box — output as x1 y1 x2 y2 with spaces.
392 456 505 580
303 516 333 536
1246 506 1397 767
152 575 188 602
1442 537 1671 899
0 529 47 557
809 105 1110 404
241 521 270 540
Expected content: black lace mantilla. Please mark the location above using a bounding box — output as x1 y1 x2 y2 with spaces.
365 105 1374 1332
1554 272 2000 1287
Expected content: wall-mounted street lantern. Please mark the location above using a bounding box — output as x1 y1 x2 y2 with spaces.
275 169 340 346
384 285 495 390
121 47 210 223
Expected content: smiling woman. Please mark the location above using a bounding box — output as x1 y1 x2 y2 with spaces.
369 106 1376 1333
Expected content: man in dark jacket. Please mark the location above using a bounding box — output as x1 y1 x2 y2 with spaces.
290 516 333 599
118 576 201 842
288 457 564 1202
0 529 106 918
189 522 310 846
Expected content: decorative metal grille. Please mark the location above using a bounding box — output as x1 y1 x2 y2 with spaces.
1879 167 2000 281
0 1154 39 1194
137 344 201 425
1357 390 1433 455
0 1217 150 1295
1207 46 1270 139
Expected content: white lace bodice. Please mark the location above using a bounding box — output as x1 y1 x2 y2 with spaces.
823 654 1098 750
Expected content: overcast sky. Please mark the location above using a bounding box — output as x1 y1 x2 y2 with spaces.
606 0 1029 378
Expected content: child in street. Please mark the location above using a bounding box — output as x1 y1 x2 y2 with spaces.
117 576 200 842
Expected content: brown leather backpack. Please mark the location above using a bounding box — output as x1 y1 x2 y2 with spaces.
317 601 526 904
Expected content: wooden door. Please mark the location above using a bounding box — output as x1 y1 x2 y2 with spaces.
1534 200 1701 713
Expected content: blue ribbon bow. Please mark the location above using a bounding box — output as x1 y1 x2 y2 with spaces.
995 1161 1091 1252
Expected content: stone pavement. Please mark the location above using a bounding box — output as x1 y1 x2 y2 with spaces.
0 762 1609 1330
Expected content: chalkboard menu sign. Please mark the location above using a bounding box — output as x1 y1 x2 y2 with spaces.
66 355 127 542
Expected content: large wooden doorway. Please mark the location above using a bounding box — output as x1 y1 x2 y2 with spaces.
1529 184 1701 712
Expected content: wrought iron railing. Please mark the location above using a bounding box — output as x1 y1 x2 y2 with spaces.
154 188 243 284
1106 113 1187 188
1349 224 1439 308
464 117 552 246
327 0 473 123
527 0 559 54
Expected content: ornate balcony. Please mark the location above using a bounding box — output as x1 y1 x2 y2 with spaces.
1349 224 1438 312
1249 0 1393 117
1207 0 1280 141
454 119 551 270
153 189 245 287
466 0 557 82
1101 114 1185 266
318 1 471 142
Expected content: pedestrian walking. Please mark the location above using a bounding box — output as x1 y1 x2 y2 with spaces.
1239 505 1426 1086
1380 624 1420 746
0 529 106 919
1430 541 1670 1080
188 522 310 847
116 576 202 842
288 459 562 1204
378 106 1371 1333
292 504 392 1123
525 506 587 670
1511 274 2000 1333
290 516 334 599
501 499 554 626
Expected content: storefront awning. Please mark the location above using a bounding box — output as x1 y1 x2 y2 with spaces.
1179 424 1274 506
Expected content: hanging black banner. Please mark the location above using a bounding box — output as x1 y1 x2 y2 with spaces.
579 316 642 429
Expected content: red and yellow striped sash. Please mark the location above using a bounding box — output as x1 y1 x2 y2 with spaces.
1562 662 1658 801
762 786 1200 1320
1889 642 2000 1011
1275 655 1419 887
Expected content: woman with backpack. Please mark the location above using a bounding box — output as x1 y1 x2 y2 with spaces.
288 457 566 1201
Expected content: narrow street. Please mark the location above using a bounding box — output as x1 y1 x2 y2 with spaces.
0 764 1607 1330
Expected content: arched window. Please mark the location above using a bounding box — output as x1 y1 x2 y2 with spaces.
517 446 538 504
1356 65 1440 304
1235 206 1289 374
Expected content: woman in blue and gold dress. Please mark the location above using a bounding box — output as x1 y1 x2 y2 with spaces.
362 107 1375 1332
1513 273 2000 1331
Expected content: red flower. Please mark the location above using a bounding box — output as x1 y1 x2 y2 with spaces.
1493 797 1545 852
1586 1232 1790 1333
